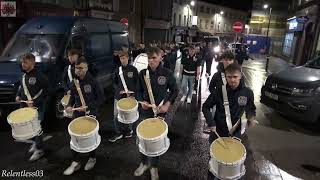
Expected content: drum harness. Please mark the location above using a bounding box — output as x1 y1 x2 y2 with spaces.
22 74 43 136
221 72 240 136
68 65 73 82
119 66 130 97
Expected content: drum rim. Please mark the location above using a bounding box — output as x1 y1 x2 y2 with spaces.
70 134 101 153
208 160 246 180
136 118 168 141
68 116 99 137
117 97 138 111
138 137 170 157
7 107 38 124
210 137 247 165
118 112 139 124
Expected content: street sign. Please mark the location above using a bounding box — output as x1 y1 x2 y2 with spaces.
233 21 243 33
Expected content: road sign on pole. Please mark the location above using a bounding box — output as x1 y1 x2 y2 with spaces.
233 21 243 33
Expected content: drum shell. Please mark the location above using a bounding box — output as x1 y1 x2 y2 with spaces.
117 99 139 124
68 116 101 153
209 137 246 180
7 109 42 140
136 120 170 157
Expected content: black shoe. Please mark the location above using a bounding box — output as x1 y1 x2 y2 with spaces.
108 134 123 142
124 130 133 138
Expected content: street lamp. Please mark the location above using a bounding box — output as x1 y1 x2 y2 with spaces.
220 11 224 15
190 0 195 6
263 4 272 72
187 1 195 27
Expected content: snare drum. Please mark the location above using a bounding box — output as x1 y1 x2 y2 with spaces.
117 97 139 124
209 137 246 180
68 115 101 153
136 118 170 157
7 107 42 140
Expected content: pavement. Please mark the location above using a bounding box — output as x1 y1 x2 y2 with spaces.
0 55 320 180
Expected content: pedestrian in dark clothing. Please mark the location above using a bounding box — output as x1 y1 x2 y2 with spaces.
62 49 81 94
235 45 248 66
205 42 214 77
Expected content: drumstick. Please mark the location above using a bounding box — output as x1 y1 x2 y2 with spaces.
72 106 88 111
143 75 157 115
74 79 86 107
213 130 228 149
138 101 157 109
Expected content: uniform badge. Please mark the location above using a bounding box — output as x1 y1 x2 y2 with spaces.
127 72 133 78
28 77 37 85
157 76 167 85
84 85 92 93
238 96 247 106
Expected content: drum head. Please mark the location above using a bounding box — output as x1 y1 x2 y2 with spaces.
133 53 148 73
117 97 137 111
137 118 167 140
69 116 98 135
210 137 246 164
7 107 37 123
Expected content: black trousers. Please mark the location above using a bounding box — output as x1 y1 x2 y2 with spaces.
72 150 96 163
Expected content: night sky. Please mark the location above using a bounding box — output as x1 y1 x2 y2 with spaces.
202 0 253 11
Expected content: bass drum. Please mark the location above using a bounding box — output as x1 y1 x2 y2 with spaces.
133 53 148 73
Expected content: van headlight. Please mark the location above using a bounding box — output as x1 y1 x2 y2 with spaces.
214 46 220 53
292 88 314 95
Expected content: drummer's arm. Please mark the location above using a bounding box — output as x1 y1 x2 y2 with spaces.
16 85 22 102
245 90 257 127
202 93 217 127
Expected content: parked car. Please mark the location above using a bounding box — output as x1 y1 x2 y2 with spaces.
0 16 129 125
260 56 320 123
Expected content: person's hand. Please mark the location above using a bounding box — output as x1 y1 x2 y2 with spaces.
66 106 73 113
77 106 87 112
120 90 126 95
141 101 150 110
15 96 21 102
248 120 258 128
157 102 170 114
27 101 33 107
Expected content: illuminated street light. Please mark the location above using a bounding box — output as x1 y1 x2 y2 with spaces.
220 11 224 15
190 0 195 6
263 4 269 9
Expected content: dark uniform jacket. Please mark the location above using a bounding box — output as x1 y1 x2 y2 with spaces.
69 73 104 117
62 64 76 94
138 65 178 118
181 54 201 76
202 80 256 137
16 68 48 108
113 64 139 100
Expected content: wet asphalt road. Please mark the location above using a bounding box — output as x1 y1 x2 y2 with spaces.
0 55 320 180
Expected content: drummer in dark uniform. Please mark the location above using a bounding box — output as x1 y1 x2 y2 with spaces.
63 57 104 175
108 50 139 143
62 49 81 94
202 63 258 180
15 53 48 161
134 47 178 180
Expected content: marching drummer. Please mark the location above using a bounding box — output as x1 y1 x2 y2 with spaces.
15 53 48 161
62 49 81 94
108 50 139 142
134 47 178 180
202 63 258 180
63 57 104 175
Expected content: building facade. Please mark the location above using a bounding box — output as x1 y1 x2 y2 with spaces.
171 0 248 43
284 0 320 65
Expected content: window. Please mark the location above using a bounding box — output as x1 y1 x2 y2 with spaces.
200 6 204 13
173 13 176 26
206 7 210 14
184 15 186 26
283 33 294 56
205 20 208 29
86 34 111 59
200 19 202 28
179 14 182 26
224 23 227 31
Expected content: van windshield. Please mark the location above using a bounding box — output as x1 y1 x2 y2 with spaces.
1 34 64 62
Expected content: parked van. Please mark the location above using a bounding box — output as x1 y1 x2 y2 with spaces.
0 16 129 125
